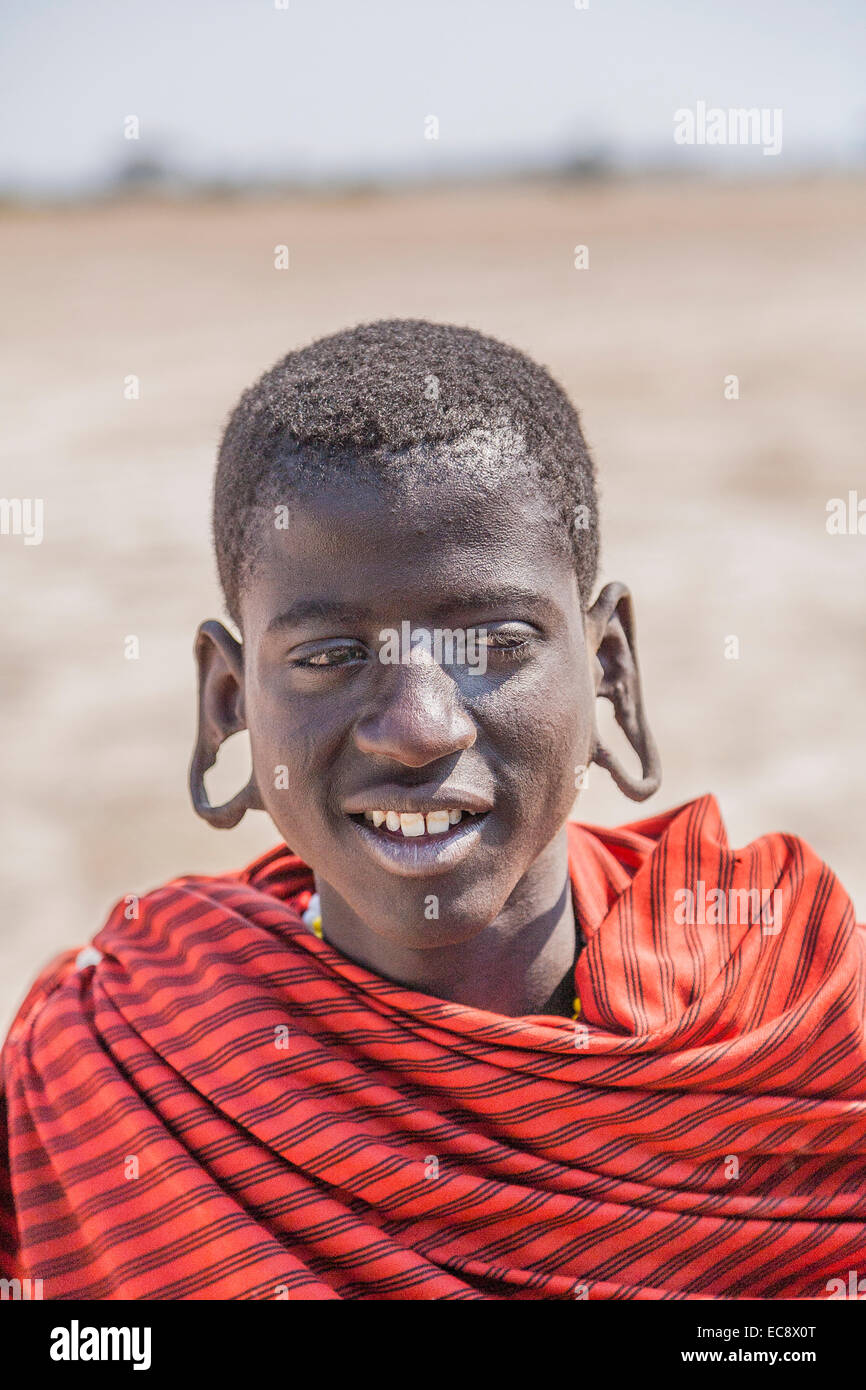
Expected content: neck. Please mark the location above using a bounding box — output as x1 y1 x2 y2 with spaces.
314 825 577 1017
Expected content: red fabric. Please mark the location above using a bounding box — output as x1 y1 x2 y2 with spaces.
1 794 865 1300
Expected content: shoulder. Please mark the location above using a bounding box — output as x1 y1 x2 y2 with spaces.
2 947 81 1057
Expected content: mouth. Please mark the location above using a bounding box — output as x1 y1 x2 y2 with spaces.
344 805 492 878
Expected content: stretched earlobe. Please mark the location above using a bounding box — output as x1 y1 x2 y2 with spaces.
189 620 264 829
586 581 661 802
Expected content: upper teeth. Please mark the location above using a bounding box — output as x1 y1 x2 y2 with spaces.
363 808 469 836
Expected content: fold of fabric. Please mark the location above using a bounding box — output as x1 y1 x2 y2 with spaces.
2 794 864 1300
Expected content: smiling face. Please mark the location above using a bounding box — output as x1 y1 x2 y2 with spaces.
235 443 598 951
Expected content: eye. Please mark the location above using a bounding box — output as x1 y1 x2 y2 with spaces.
291 641 369 669
481 624 534 659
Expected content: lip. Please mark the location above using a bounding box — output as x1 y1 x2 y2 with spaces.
345 809 491 878
341 785 495 817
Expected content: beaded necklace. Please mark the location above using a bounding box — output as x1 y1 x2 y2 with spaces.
300 891 582 1022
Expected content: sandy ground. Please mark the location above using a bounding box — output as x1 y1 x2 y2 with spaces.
1 175 864 1035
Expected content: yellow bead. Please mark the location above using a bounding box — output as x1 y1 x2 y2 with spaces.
312 917 323 939
572 996 581 1019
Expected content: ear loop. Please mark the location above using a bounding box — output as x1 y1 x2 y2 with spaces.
189 734 263 829
592 729 661 802
589 586 662 802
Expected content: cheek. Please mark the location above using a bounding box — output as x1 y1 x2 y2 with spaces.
519 701 590 817
242 670 326 814
245 700 335 863
529 677 596 831
480 650 595 806
243 674 284 782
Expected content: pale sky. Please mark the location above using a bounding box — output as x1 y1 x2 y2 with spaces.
1 0 864 192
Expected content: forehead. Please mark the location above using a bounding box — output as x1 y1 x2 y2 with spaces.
298 427 564 543
239 436 582 630
243 493 579 648
275 454 563 552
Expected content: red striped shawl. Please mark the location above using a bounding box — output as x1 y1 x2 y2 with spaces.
2 794 865 1299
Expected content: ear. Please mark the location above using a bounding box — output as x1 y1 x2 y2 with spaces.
189 620 263 829
585 581 661 801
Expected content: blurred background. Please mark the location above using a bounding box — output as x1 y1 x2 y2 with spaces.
1 0 864 1032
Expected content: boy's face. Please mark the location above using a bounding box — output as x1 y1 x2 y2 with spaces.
236 457 597 948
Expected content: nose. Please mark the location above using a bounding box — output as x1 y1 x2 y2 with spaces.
353 659 477 767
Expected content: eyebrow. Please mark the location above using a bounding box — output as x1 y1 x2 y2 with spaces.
264 587 560 636
265 599 370 633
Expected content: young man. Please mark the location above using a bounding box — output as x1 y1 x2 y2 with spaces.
2 320 864 1300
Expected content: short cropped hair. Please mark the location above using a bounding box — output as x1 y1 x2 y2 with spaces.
213 318 599 625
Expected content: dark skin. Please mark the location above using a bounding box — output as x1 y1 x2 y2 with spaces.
192 452 657 1017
